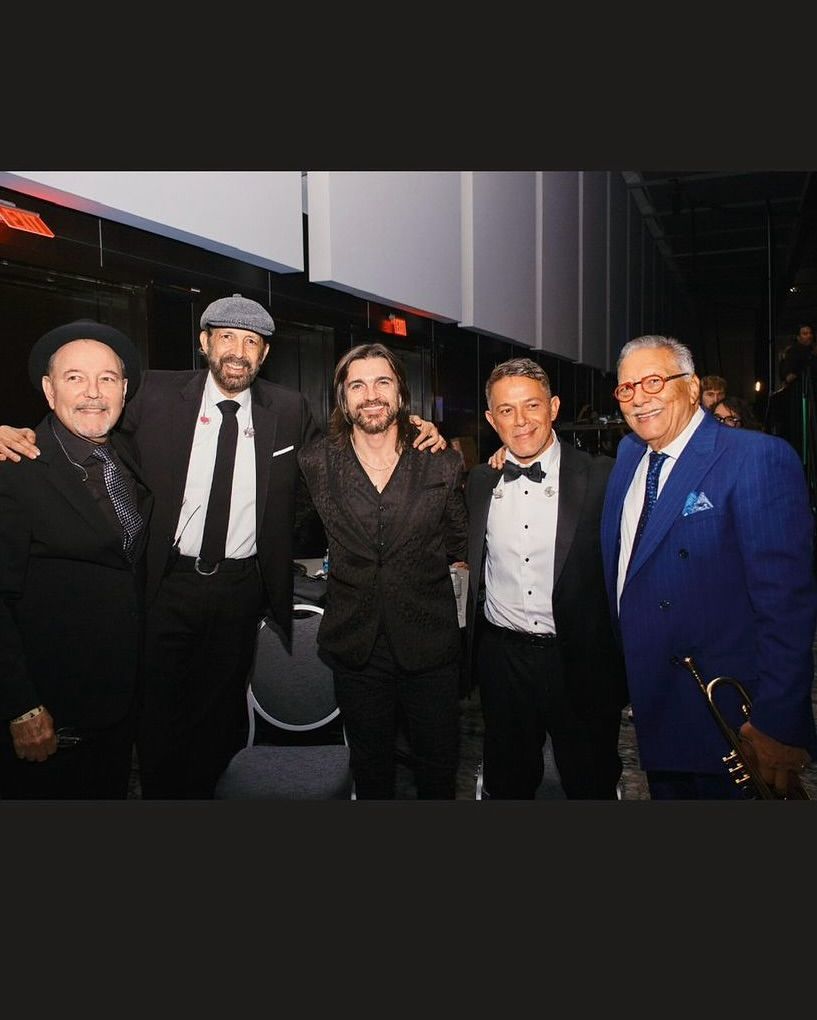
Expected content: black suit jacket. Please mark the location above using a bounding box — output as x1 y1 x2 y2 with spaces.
0 414 153 728
298 437 467 671
118 369 320 637
465 441 627 718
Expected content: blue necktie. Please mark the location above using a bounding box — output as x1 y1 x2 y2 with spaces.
628 451 667 570
92 445 143 561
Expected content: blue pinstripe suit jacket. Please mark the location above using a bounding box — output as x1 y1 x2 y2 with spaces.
600 411 817 772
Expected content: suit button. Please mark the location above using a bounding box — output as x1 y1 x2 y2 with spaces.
679 549 689 559
659 600 670 609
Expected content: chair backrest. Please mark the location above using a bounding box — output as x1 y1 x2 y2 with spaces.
246 604 340 745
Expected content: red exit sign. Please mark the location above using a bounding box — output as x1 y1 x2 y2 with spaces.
0 206 55 238
380 315 408 336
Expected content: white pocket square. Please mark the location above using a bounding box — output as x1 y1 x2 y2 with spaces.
682 490 714 516
272 445 294 458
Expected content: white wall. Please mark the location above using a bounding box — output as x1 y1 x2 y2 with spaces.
580 171 608 369
460 171 537 345
540 172 580 361
306 171 462 321
0 171 304 274
1 168 633 372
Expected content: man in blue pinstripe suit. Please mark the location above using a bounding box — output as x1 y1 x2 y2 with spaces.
601 334 817 799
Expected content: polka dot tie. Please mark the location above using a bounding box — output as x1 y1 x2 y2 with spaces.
628 451 667 572
92 445 143 561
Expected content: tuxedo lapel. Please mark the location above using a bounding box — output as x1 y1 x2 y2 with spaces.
250 385 279 526
466 465 500 601
553 443 584 588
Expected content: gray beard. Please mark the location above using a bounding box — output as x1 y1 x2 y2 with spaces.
209 356 260 393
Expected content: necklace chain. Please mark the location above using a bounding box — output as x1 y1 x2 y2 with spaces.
352 439 398 472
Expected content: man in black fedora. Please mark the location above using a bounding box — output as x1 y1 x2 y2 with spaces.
0 319 153 798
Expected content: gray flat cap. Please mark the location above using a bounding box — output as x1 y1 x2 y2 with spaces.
200 293 275 337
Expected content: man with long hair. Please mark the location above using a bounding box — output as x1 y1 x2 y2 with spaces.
298 343 468 798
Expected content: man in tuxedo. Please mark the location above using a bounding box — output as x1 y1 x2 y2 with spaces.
298 343 467 798
466 357 627 799
0 294 444 798
0 320 152 798
601 333 816 799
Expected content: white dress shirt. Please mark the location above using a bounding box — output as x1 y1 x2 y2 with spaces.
484 436 561 635
174 375 258 560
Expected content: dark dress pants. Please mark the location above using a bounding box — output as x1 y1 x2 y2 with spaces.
331 631 461 799
477 625 622 799
0 710 136 799
136 558 263 799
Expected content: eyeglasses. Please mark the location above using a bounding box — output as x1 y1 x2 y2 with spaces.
613 372 690 402
714 414 742 427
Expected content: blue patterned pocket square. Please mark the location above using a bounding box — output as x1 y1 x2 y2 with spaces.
682 490 714 516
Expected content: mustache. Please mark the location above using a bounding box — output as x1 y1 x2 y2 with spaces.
219 356 251 369
75 402 110 411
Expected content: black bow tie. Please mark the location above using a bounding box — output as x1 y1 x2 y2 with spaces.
503 460 544 483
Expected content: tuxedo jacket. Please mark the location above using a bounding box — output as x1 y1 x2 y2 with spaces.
601 412 817 772
298 437 467 671
118 369 320 637
0 414 153 728
465 441 627 719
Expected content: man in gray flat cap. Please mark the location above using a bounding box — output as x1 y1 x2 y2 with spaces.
0 293 445 798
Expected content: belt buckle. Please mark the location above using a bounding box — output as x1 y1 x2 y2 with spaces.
194 557 220 576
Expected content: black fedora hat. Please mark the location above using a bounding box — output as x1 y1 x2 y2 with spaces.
29 319 141 398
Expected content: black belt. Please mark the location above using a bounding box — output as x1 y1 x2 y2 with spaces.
173 554 258 576
484 619 557 646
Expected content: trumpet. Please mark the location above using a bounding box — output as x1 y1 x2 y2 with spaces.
673 655 810 800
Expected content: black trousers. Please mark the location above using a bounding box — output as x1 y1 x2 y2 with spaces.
136 557 264 799
477 623 622 799
0 710 135 800
331 632 461 799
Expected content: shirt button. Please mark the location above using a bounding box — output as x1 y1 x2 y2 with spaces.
659 600 671 609
679 549 689 559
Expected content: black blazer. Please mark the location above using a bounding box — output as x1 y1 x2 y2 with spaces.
298 437 468 671
118 369 321 638
465 441 627 718
0 414 153 728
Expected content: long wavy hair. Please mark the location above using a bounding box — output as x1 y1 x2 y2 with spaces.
328 342 414 449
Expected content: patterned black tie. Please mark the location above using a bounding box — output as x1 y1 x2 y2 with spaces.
92 445 143 561
628 451 668 570
198 399 240 572
503 460 544 483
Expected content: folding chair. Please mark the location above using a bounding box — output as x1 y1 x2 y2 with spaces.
214 604 354 799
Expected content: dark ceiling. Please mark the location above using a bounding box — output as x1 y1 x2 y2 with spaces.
623 170 817 341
